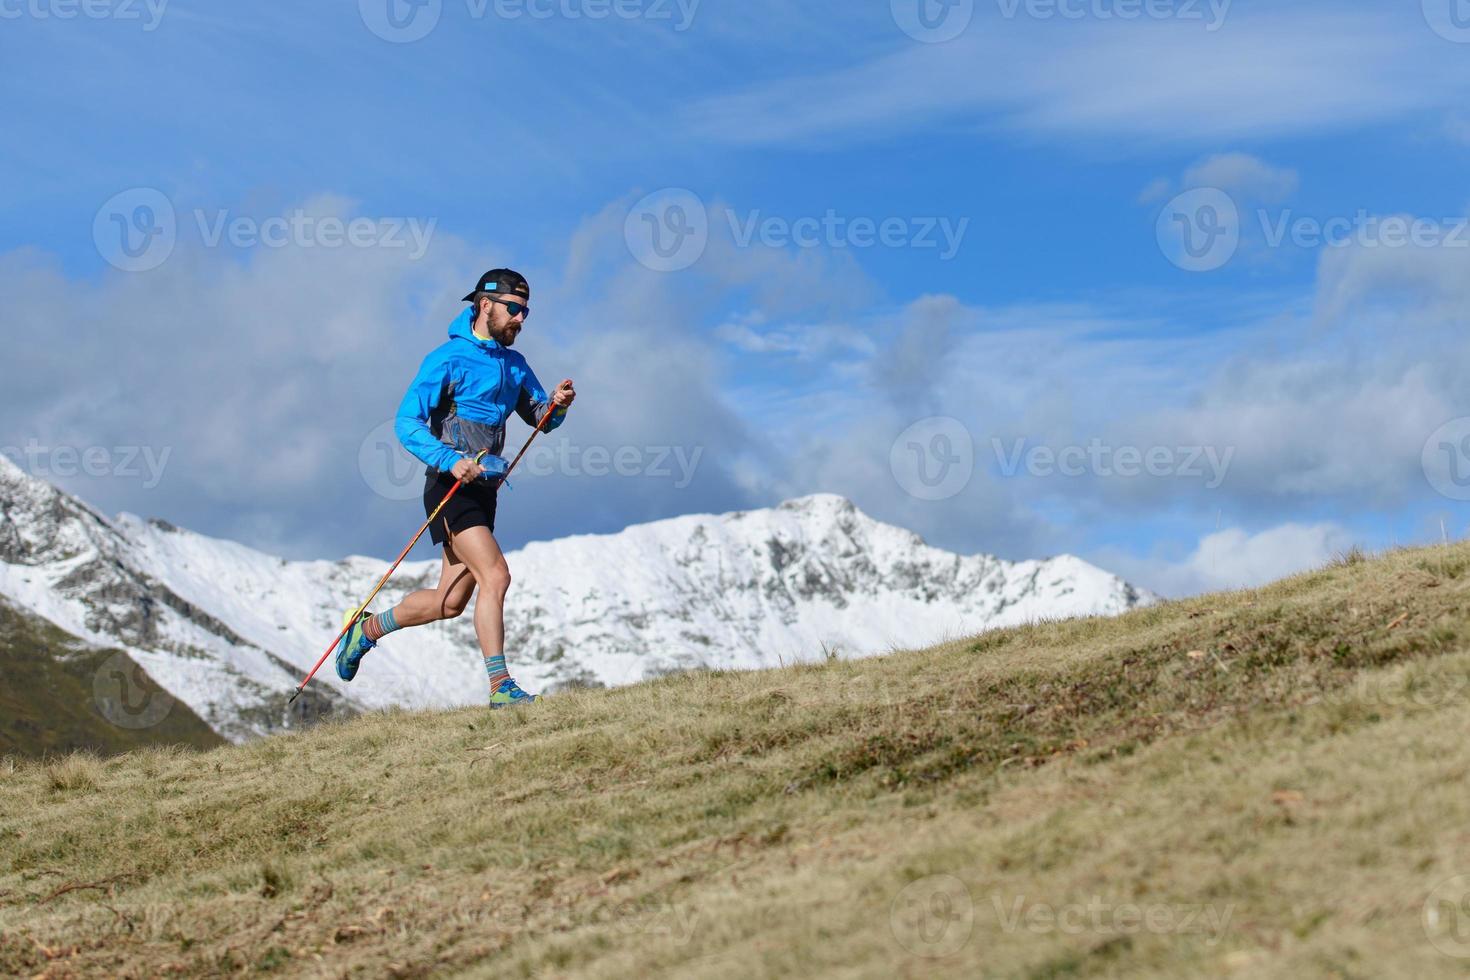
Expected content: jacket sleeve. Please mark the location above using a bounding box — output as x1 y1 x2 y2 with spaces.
514 360 569 433
395 351 464 473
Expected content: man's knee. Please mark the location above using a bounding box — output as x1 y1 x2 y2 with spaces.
480 562 511 598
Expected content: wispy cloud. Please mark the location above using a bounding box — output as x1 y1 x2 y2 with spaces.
688 9 1453 148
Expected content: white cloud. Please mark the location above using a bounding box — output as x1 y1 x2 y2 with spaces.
0 194 774 560
1097 521 1357 597
1313 223 1470 324
8 183 1470 596
1182 153 1298 202
725 223 1470 570
713 311 877 360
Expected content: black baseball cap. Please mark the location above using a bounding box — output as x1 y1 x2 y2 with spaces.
462 268 530 303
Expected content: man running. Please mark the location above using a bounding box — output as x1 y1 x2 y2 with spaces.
334 268 575 708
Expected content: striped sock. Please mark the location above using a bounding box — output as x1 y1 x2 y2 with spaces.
484 654 509 692
362 609 401 644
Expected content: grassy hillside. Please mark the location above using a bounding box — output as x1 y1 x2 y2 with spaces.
4 543 1470 977
0 599 224 759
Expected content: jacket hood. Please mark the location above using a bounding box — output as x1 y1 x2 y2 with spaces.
448 307 503 351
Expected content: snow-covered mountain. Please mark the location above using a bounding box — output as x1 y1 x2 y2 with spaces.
0 455 1154 742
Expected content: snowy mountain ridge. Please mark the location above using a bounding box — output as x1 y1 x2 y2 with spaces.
0 455 1154 742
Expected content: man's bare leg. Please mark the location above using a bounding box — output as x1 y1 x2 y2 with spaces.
389 548 478 627
356 525 526 700
437 526 510 662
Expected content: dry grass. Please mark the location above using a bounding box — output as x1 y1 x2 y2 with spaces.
5 543 1470 977
41 754 103 794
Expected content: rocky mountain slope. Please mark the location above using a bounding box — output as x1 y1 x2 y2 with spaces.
0 456 1152 742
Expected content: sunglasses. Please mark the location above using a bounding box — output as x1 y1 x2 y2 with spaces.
487 296 530 320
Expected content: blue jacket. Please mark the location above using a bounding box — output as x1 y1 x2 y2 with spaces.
396 307 568 474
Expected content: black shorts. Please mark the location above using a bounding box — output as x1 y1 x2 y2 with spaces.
424 470 497 547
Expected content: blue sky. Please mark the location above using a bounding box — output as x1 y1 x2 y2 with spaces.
4 0 1470 596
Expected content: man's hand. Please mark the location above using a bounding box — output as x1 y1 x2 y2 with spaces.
450 457 485 485
552 378 577 411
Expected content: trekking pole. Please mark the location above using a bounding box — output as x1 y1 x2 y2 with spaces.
287 402 564 707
